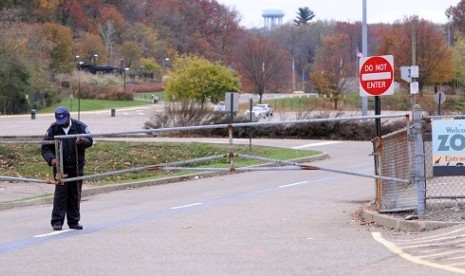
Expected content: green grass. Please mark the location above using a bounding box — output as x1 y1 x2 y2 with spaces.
0 141 321 186
40 99 152 114
134 91 166 101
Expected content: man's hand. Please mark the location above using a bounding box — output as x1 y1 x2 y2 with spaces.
51 158 57 167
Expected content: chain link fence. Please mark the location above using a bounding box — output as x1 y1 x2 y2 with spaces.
422 119 465 222
373 129 417 213
374 112 465 222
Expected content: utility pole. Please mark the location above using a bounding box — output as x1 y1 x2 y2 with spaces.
361 0 368 116
411 22 417 106
292 58 296 91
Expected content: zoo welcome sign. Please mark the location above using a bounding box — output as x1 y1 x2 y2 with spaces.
432 119 465 176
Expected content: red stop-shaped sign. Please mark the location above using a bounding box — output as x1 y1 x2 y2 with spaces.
359 55 394 96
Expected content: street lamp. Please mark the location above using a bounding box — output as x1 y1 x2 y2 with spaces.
75 55 83 120
123 67 129 91
93 54 98 65
163 57 170 75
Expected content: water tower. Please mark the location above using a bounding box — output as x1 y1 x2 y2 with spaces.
262 7 284 30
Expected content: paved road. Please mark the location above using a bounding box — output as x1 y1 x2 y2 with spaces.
0 101 401 137
0 140 456 275
1 106 461 275
0 104 162 136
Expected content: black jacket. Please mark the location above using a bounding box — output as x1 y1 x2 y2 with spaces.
41 119 93 169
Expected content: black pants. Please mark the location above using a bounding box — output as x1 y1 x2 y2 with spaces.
51 168 83 227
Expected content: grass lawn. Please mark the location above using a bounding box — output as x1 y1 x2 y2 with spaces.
40 98 152 114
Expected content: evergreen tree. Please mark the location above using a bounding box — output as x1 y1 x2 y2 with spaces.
294 7 315 26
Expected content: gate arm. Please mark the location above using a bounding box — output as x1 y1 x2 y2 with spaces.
300 164 410 183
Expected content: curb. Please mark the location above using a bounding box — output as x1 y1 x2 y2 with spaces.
0 153 329 211
361 204 461 232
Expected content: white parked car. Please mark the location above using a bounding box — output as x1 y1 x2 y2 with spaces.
255 103 273 116
245 106 267 120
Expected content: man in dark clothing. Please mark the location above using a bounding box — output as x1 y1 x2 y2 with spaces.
41 106 93 231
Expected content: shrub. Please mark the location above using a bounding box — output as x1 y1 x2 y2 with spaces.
70 73 133 100
145 99 214 130
145 107 407 141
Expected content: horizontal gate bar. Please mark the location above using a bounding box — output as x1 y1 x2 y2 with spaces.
0 175 55 184
55 114 409 139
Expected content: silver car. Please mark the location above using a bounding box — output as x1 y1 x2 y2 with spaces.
255 103 273 116
245 106 267 120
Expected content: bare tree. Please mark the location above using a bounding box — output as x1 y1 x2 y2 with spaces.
99 21 117 65
234 34 291 102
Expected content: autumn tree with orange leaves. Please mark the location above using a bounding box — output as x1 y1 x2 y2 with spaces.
378 17 454 91
311 34 354 109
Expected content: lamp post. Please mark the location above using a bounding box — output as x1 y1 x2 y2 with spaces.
163 57 170 75
93 54 98 65
123 67 129 91
75 56 83 120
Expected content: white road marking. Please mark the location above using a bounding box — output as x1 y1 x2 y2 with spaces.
291 141 340 149
418 248 465 259
170 202 203 210
34 229 72 238
278 181 308 188
394 227 465 244
372 232 465 274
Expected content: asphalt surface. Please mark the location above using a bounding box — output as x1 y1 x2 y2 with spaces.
0 105 460 233
2 106 465 275
1 136 463 275
1 104 160 137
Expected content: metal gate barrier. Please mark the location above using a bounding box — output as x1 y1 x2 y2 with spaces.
372 128 417 212
1 114 411 195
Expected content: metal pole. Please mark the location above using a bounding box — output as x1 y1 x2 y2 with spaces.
228 124 235 172
76 57 81 121
412 104 426 215
361 0 368 116
248 96 253 151
411 22 417 105
78 71 81 120
124 70 127 91
292 58 296 91
375 96 381 137
438 93 442 115
229 93 234 124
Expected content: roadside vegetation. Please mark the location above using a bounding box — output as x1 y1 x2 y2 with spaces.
1 1 463 116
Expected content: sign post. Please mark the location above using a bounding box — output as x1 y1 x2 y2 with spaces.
359 55 395 137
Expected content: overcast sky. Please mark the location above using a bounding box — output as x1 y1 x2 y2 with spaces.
217 0 461 28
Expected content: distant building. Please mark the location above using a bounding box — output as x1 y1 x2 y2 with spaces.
262 7 284 30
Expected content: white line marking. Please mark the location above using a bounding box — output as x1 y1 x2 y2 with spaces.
34 229 72 238
361 72 391 81
396 227 465 244
278 181 308 188
170 202 203 210
291 141 340 149
372 232 465 274
417 248 465 259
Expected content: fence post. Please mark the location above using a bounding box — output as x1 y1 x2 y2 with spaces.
412 104 426 215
